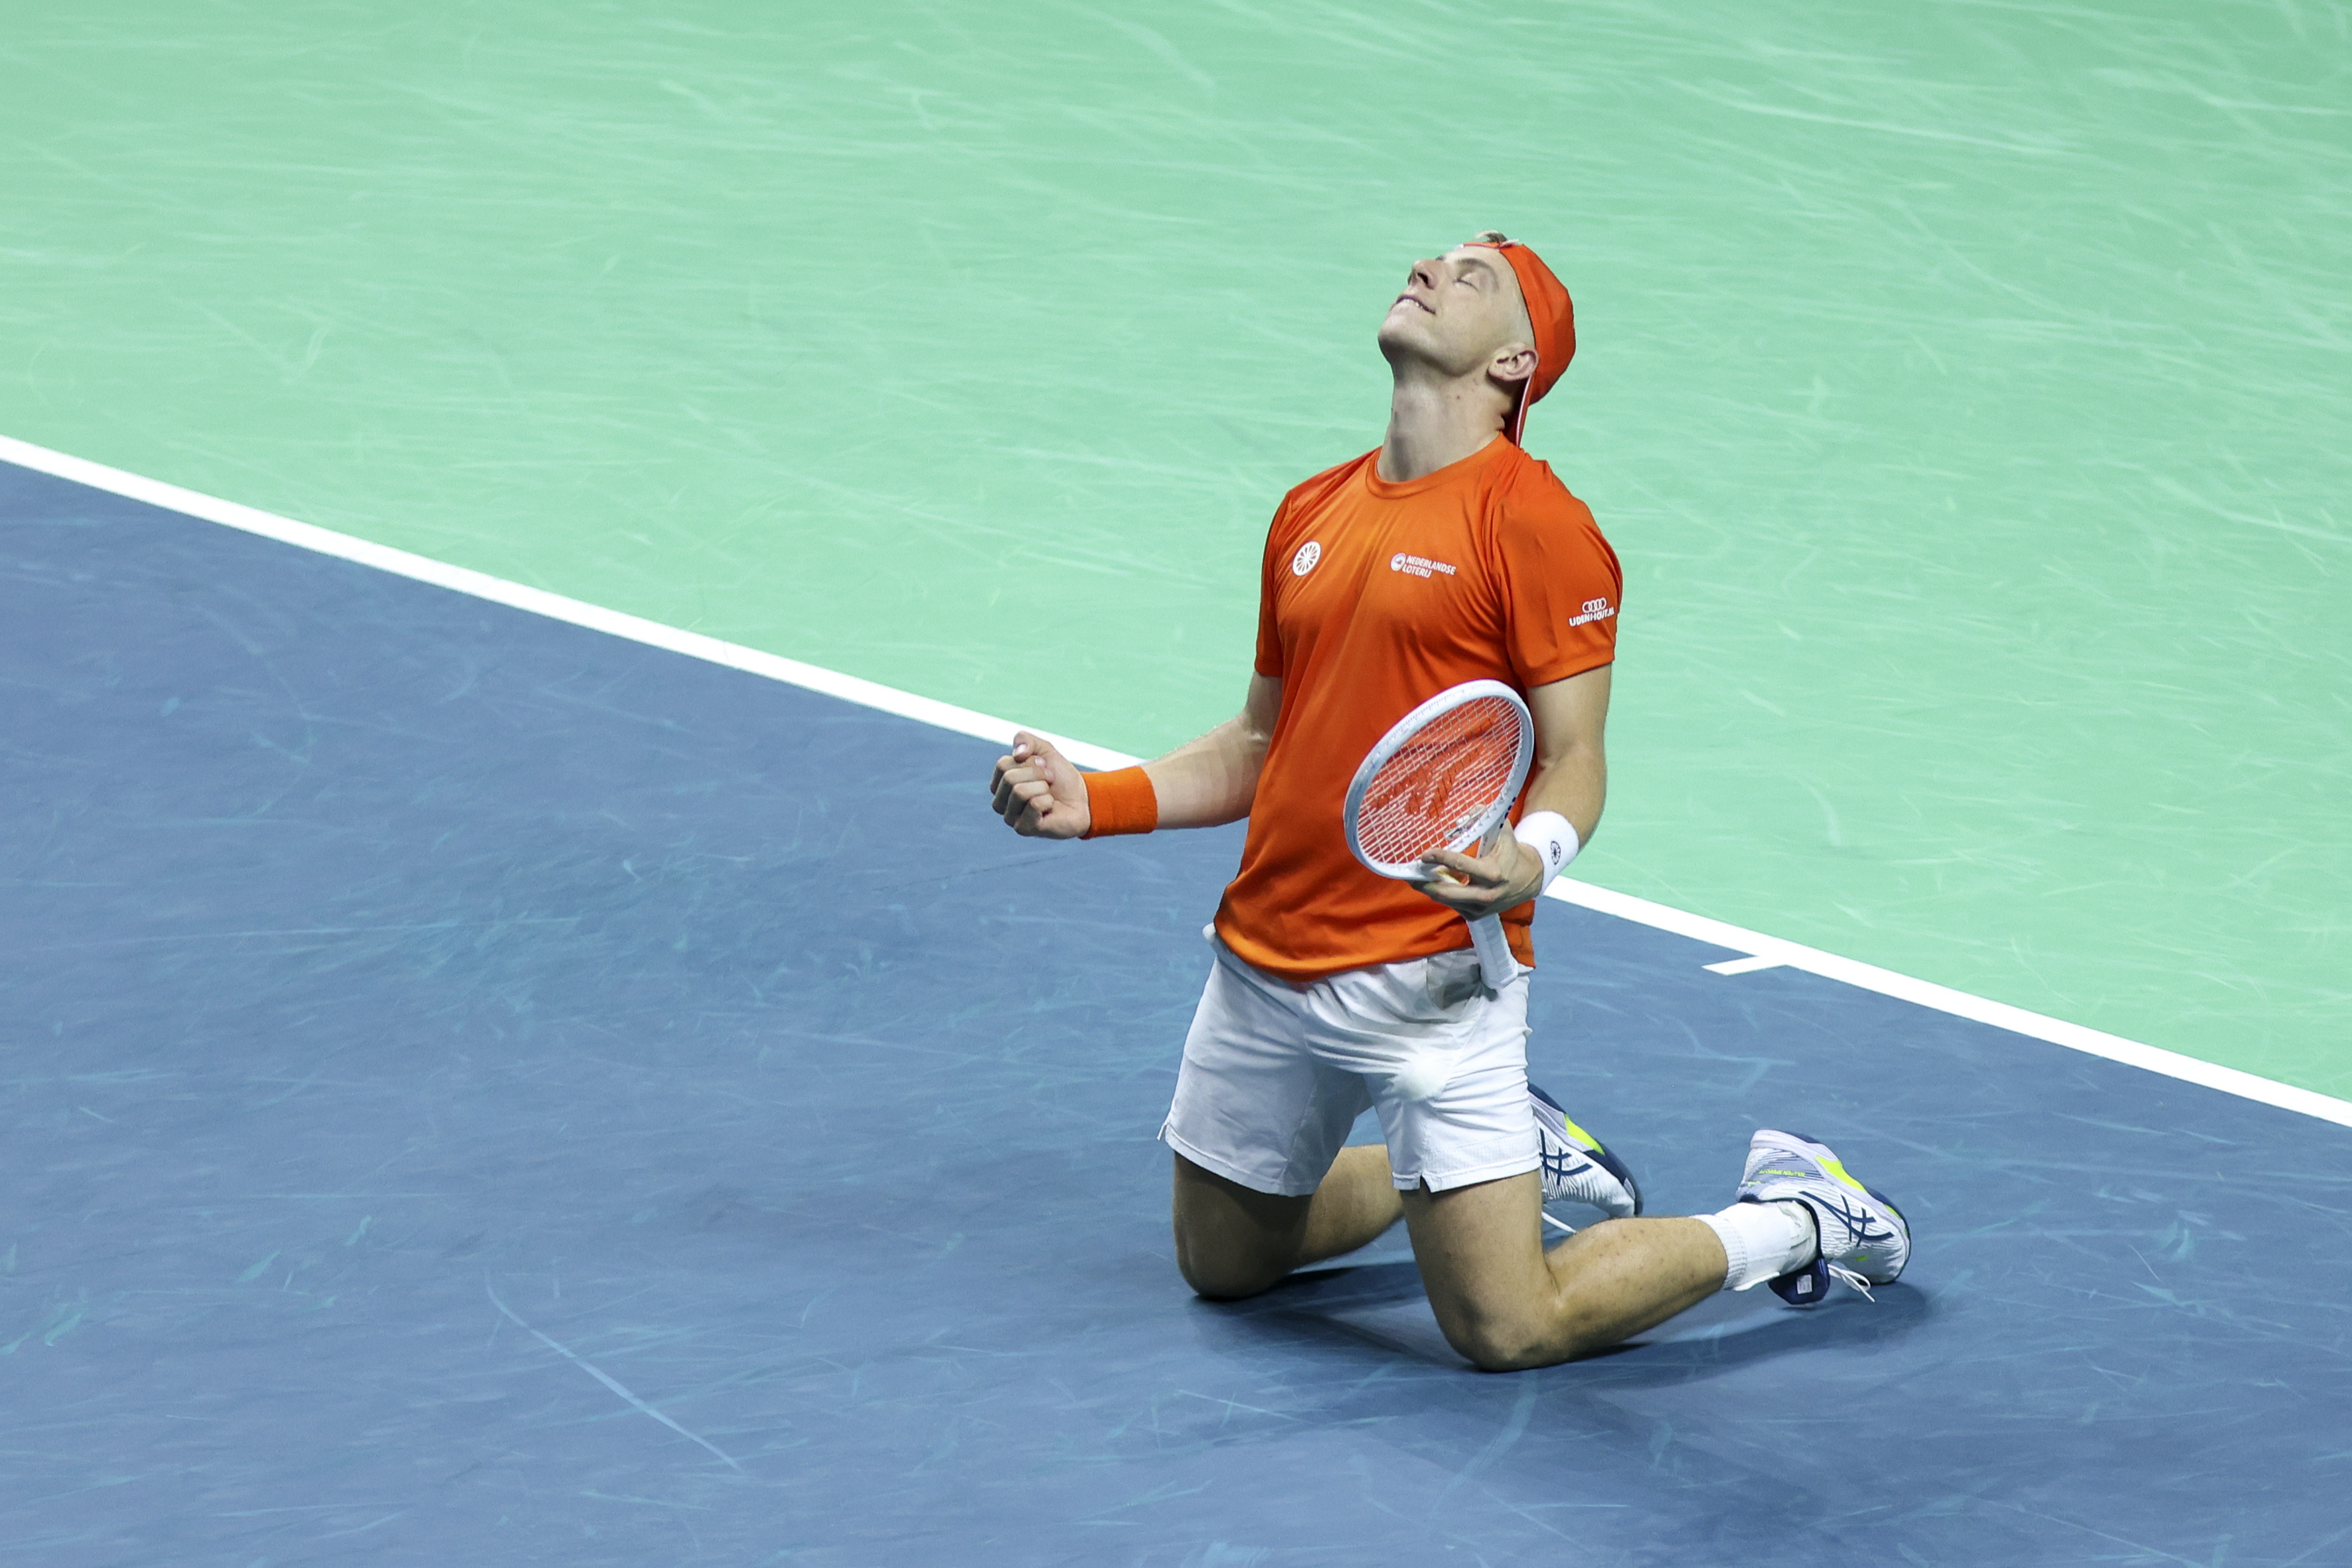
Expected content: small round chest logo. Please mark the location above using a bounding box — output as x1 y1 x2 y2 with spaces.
1389 552 1407 572
1290 540 1322 577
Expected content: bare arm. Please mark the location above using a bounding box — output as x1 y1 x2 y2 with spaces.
990 673 1283 838
1415 663 1610 916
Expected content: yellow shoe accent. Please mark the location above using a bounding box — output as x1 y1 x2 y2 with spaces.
1819 1156 1867 1194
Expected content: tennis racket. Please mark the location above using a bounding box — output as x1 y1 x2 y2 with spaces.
1343 679 1536 992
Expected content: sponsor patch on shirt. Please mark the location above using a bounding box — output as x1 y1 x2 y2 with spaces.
1569 596 1614 626
1388 552 1457 579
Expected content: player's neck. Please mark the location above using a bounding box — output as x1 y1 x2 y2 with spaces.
1377 368 1508 483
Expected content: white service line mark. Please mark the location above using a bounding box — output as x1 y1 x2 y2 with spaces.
1545 877 2352 1129
4 430 2346 1133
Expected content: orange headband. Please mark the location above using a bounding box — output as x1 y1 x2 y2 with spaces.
1466 238 1576 443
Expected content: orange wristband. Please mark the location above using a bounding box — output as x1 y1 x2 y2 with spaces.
1081 766 1159 838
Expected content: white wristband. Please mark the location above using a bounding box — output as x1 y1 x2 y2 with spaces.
1513 811 1580 887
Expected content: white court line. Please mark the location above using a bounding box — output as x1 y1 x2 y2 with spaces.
1703 954 1786 977
1545 878 2352 1129
5 430 2347 1133
0 434 1131 775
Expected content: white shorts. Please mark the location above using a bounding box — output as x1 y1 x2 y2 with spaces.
1159 931 1539 1197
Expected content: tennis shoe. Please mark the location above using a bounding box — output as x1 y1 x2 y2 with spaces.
1736 1129 1909 1305
1529 1083 1641 1219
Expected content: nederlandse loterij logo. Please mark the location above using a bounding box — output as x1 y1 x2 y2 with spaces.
1388 552 1457 579
1569 596 1615 627
1291 540 1322 576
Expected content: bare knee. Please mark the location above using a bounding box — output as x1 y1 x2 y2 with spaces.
1437 1273 1639 1369
1171 1202 1293 1298
1173 1233 1285 1300
1427 1266 1617 1370
1439 1310 1567 1372
1170 1155 1308 1300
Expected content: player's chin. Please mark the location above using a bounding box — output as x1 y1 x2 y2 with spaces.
1375 313 1432 353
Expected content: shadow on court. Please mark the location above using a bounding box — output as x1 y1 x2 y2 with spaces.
1224 1259 1936 1379
4 461 2347 1566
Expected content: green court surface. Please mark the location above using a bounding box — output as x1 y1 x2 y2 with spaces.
3 3 2345 1093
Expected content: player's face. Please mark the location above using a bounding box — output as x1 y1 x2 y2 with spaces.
1377 246 1529 377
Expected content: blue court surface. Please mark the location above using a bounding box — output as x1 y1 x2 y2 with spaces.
5 459 2348 1567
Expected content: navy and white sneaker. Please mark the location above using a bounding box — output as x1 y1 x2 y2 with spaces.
1529 1083 1642 1221
1736 1129 1910 1304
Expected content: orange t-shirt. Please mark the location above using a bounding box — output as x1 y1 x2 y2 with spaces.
1212 436 1622 982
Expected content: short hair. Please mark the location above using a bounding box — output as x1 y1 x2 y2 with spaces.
1468 232 1536 356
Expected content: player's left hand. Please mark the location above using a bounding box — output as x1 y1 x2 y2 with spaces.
1412 834 1545 917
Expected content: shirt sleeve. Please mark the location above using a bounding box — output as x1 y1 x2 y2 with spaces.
1253 497 1293 678
1493 475 1623 689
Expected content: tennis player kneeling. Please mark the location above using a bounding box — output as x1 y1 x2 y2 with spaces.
990 234 1909 1370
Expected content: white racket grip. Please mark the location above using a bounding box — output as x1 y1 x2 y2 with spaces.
1467 913 1519 992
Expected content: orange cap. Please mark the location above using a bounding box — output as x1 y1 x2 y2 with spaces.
1466 237 1575 444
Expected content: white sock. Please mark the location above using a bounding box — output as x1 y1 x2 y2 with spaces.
1700 1200 1818 1292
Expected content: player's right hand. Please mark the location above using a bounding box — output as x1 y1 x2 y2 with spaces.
990 732 1091 838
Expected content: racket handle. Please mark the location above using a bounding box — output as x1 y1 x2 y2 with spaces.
1466 913 1519 992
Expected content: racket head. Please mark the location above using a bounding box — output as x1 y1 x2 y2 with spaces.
1344 680 1536 880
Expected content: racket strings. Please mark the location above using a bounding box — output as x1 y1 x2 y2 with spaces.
1353 696 1526 867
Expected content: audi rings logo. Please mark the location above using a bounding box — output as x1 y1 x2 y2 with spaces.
1582 597 1609 615
1569 595 1617 627
1291 540 1322 576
